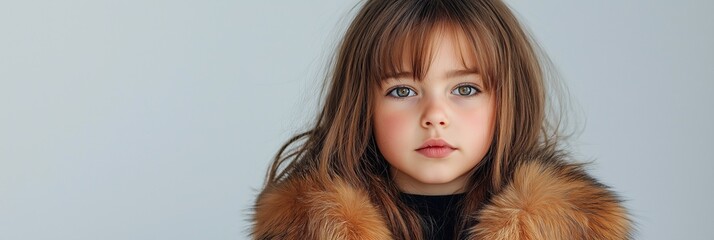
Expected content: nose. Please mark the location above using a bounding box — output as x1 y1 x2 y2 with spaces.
421 98 449 128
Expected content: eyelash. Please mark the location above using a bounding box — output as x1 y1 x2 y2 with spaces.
386 84 482 98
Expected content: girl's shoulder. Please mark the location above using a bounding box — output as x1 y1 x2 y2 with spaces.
471 152 633 239
251 173 391 239
251 154 633 239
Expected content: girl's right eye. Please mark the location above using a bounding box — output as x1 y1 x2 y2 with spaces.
387 87 417 98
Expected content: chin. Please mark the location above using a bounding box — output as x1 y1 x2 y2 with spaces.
416 173 460 185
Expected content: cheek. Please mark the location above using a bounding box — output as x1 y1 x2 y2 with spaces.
455 99 496 150
461 109 494 130
373 107 414 158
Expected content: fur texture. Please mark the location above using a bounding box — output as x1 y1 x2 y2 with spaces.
252 156 632 239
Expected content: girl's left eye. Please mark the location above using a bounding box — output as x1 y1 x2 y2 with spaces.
451 85 480 96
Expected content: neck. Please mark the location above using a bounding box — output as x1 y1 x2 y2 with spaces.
392 170 470 196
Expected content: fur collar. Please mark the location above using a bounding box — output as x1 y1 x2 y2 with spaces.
252 156 632 239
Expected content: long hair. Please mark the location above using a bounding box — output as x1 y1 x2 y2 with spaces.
262 0 569 239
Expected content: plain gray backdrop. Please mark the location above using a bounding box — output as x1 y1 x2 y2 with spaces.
1 0 712 239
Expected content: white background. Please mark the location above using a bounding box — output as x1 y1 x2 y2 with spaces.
1 0 712 239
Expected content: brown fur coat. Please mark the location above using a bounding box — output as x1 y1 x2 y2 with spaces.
252 155 632 239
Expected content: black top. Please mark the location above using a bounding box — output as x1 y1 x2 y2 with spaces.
400 192 466 240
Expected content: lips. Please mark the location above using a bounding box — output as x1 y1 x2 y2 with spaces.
416 139 455 158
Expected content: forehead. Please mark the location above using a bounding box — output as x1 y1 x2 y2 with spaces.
378 23 479 81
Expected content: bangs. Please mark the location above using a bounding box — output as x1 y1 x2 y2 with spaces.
366 3 497 92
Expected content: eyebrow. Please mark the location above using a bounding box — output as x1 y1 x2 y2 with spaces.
386 69 480 80
385 72 413 79
446 69 480 78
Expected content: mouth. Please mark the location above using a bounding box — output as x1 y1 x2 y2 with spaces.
415 139 456 158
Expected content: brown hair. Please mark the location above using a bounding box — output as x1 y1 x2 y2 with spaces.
263 0 569 239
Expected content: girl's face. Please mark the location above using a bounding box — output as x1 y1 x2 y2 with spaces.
373 30 495 195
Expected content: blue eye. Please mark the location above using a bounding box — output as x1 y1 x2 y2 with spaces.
451 85 480 96
388 87 417 98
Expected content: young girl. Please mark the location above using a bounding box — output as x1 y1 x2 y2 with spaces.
252 0 632 239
